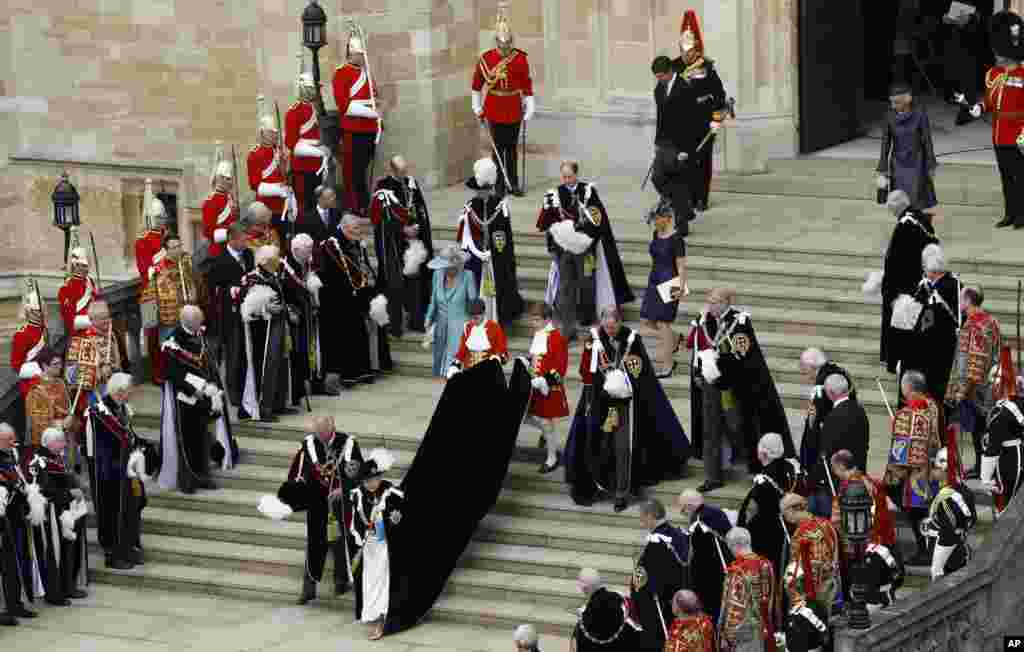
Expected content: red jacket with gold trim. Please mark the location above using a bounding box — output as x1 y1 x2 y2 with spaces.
472 48 533 124
247 144 286 215
201 190 239 258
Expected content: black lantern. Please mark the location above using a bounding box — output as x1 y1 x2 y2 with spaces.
302 1 327 51
841 477 873 630
52 171 81 263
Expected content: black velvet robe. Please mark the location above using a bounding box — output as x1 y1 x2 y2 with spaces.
574 587 657 652
372 175 435 334
460 195 524 325
901 273 961 404
240 268 290 417
737 457 800 579
205 247 253 406
349 480 406 622
686 505 733 625
281 252 316 405
589 326 690 492
630 521 689 647
799 361 855 476
880 211 938 373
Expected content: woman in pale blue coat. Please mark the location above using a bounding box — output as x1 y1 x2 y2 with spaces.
425 245 477 377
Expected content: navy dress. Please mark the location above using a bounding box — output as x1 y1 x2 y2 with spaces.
640 231 686 322
877 109 938 210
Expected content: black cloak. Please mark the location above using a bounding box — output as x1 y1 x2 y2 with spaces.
574 587 657 652
280 251 316 404
588 326 690 492
371 358 531 636
880 210 938 373
737 457 800 579
900 272 961 404
686 508 734 625
798 361 855 475
459 194 525 325
630 521 689 647
371 175 435 334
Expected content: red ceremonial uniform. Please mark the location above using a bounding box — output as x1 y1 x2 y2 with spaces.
11 322 46 397
579 339 594 385
454 320 509 370
472 48 533 124
528 327 569 419
58 275 100 337
719 552 777 651
332 63 379 135
664 614 716 652
981 65 1024 145
285 99 324 212
247 144 286 216
135 227 166 383
201 190 238 258
333 62 380 213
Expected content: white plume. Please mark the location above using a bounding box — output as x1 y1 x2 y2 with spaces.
604 369 633 399
403 238 429 276
0 486 7 517
549 220 594 255
60 499 88 541
241 284 279 322
26 483 47 527
370 294 390 326
698 349 722 383
257 494 294 521
127 449 149 480
473 158 498 188
890 294 923 331
305 272 323 295
365 448 395 474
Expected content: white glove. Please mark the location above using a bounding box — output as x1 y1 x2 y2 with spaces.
676 151 689 162
953 92 966 105
477 250 492 262
876 174 889 190
202 382 220 398
210 393 224 415
258 182 289 199
531 375 550 396
969 103 982 119
213 228 228 243
446 365 460 379
471 91 483 118
523 95 536 121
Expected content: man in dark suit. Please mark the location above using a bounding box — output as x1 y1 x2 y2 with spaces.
205 222 253 409
809 373 869 517
297 184 339 245
651 55 695 232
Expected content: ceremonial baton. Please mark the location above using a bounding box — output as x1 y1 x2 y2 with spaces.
640 158 655 191
876 377 895 418
89 232 103 292
30 277 49 346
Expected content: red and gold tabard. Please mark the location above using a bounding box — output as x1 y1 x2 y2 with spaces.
981 64 1024 146
332 62 380 135
472 47 533 125
527 326 569 419
785 517 839 611
947 310 1001 403
454 320 509 370
150 256 197 327
58 273 100 337
26 375 71 447
11 320 46 397
66 326 121 401
664 614 715 652
202 190 239 258
884 395 942 509
719 552 776 651
247 144 286 216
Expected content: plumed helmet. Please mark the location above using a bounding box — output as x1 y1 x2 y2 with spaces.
346 21 367 56
473 158 498 189
256 95 276 135
361 448 395 480
297 72 316 91
259 115 277 133
679 9 705 55
495 5 514 48
142 178 168 229
214 160 233 179
68 246 89 268
990 10 1024 61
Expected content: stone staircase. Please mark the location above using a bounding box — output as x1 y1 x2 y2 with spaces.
79 162 1016 637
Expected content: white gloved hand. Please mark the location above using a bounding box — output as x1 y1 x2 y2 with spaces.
676 151 689 162
446 365 460 380
471 91 483 118
214 228 228 243
210 393 224 415
876 174 889 190
477 250 492 262
969 103 982 119
258 182 290 199
953 92 966 105
523 95 536 121
531 375 550 396
202 382 219 398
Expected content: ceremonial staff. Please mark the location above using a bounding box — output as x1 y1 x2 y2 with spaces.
89 232 103 293
29 277 49 347
231 144 242 212
275 100 294 239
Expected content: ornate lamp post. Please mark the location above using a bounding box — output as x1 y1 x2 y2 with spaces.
301 0 339 178
841 477 873 629
51 171 81 264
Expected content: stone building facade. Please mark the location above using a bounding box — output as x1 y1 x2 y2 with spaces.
5 0 1020 281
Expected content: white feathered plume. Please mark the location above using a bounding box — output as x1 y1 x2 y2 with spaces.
698 349 722 384
862 270 884 301
305 272 323 295
604 369 633 399
60 499 88 541
26 483 47 527
549 220 594 255
241 284 279 322
473 158 498 188
0 486 8 517
127 449 149 481
370 294 390 326
890 294 923 331
365 448 395 474
403 239 429 276
257 495 293 521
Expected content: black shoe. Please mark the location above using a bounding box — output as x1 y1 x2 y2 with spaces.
133 548 146 565
297 578 317 605
69 589 88 599
572 494 595 507
106 557 134 570
539 457 562 474
259 416 280 423
0 613 16 626
697 480 724 493
46 598 72 607
335 581 350 596
181 485 196 495
199 478 217 490
695 200 708 212
361 376 376 385
237 409 252 421
9 606 37 618
1014 221 1024 230
613 499 629 513
996 216 1014 228
955 105 975 126
276 407 300 416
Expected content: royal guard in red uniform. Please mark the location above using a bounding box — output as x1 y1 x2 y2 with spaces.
448 298 509 377
719 528 777 652
247 96 297 240
472 7 534 196
58 237 101 338
11 288 49 397
202 155 239 259
969 11 1024 228
287 54 329 215
522 303 569 474
136 180 171 384
332 25 382 215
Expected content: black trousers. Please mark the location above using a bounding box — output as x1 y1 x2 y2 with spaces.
97 477 143 558
179 406 212 490
305 497 347 587
995 145 1024 223
651 144 695 231
691 135 714 205
342 131 377 214
490 121 521 193
386 275 427 337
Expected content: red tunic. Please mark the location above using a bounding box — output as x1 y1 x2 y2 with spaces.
247 144 286 216
134 228 165 288
981 65 1024 145
369 188 413 227
664 614 715 652
201 190 239 258
11 322 46 397
285 100 323 173
528 327 570 419
332 63 380 135
58 275 100 337
454 320 509 369
472 48 533 125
